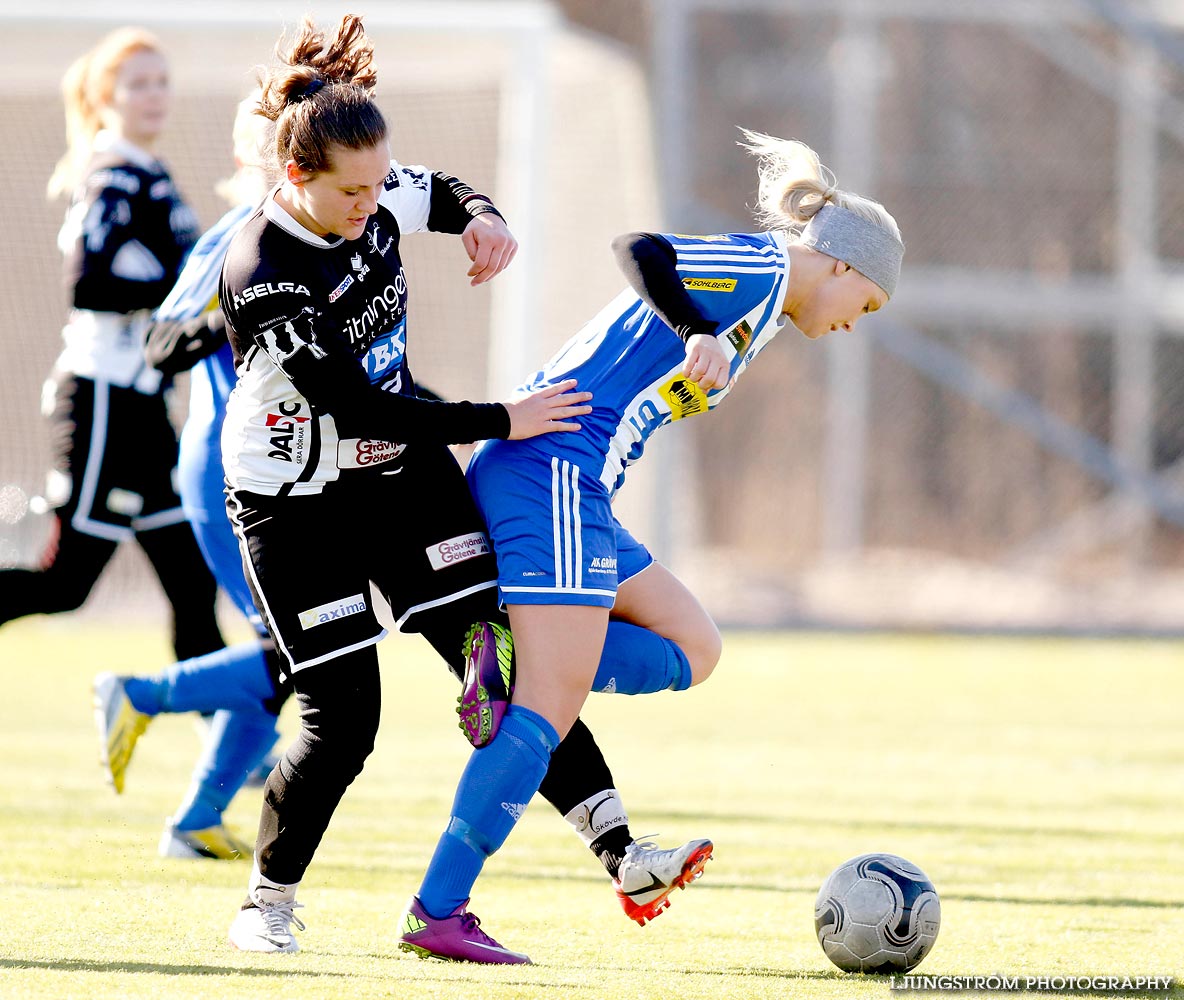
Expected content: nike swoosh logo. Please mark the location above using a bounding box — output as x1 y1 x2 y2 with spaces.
469 941 521 954
624 873 667 897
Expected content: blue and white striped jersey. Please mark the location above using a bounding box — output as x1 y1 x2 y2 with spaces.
155 202 254 482
156 202 253 324
513 229 791 495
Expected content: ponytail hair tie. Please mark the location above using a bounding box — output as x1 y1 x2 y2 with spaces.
822 183 838 201
299 78 325 101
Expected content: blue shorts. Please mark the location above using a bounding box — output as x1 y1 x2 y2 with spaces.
177 347 267 636
466 439 653 608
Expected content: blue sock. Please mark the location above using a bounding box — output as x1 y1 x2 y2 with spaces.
418 705 558 917
124 642 275 715
172 708 280 831
590 620 692 694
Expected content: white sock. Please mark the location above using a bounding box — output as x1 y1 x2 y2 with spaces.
563 789 629 848
248 857 299 906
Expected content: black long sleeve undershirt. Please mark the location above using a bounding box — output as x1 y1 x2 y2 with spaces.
280 344 511 446
611 231 719 343
144 310 227 376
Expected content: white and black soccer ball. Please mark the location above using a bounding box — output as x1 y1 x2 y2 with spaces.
814 853 941 974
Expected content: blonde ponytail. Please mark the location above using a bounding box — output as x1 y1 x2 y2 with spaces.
738 128 901 243
47 52 99 199
215 90 278 208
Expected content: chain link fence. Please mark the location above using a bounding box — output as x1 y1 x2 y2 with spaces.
617 0 1184 631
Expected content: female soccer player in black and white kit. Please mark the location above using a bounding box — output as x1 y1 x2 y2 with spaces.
218 15 613 955
0 28 223 662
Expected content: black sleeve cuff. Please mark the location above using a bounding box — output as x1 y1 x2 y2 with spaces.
427 171 505 234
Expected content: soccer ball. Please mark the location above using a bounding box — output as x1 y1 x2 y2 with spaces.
814 853 941 974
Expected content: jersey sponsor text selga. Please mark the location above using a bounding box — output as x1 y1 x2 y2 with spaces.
233 281 311 309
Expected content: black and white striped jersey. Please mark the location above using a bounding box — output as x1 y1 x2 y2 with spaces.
55 131 200 393
219 161 510 497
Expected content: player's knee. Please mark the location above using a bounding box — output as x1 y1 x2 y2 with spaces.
337 737 377 783
686 622 723 687
325 713 379 778
288 724 376 787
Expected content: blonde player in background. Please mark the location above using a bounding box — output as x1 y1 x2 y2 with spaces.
0 30 224 675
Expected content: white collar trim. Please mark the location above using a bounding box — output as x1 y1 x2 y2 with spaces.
262 185 344 249
93 130 159 171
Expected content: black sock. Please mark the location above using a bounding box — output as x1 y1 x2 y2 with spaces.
591 826 634 880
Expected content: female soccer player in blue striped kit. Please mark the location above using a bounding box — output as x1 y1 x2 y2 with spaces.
398 132 904 963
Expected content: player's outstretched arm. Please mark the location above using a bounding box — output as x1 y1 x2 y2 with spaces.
503 379 592 439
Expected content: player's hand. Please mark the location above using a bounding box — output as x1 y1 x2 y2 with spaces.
682 333 730 389
504 379 592 440
462 213 518 286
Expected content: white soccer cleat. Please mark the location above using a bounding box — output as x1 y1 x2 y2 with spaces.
228 900 305 953
614 837 714 926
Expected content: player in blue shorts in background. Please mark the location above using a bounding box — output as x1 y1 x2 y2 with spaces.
92 92 287 860
399 131 905 963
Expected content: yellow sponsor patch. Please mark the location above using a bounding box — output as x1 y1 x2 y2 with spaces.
682 276 737 292
659 374 709 420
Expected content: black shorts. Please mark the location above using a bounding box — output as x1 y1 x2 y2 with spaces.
42 370 185 541
228 443 498 672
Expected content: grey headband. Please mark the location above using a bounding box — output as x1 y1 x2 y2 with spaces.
799 203 904 298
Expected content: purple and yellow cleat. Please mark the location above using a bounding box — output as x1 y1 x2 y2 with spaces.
398 895 531 964
456 621 514 748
